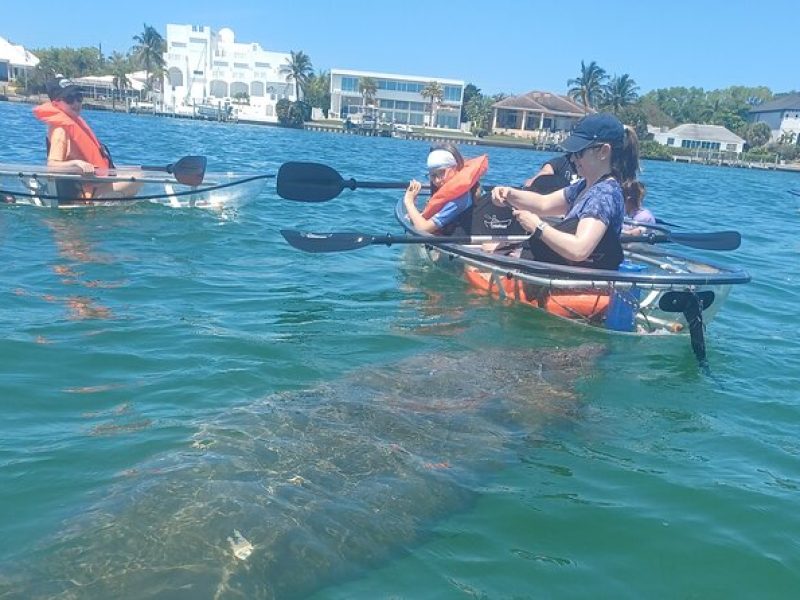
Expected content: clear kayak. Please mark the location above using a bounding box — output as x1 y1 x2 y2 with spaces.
395 200 751 364
0 161 269 210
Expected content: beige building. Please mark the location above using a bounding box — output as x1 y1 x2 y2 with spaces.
491 91 587 140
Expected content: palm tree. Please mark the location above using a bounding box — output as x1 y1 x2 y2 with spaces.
465 94 494 136
132 24 166 97
359 76 377 107
602 74 639 113
281 50 313 101
420 81 443 127
304 70 331 117
780 130 797 145
567 60 607 111
108 51 131 109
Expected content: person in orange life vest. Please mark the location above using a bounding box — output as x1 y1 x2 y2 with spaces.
33 78 141 198
491 113 643 270
403 144 487 234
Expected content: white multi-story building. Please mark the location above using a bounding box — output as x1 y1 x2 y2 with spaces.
162 25 295 121
330 69 465 129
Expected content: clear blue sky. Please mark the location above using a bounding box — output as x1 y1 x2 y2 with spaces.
5 0 796 96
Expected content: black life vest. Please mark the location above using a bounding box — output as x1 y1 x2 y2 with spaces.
521 216 623 270
445 187 528 237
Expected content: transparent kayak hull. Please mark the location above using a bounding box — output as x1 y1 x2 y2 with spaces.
395 200 750 338
0 163 268 210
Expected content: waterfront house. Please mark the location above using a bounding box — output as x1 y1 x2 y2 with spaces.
329 69 465 129
72 71 147 101
652 124 745 154
0 35 38 89
162 25 295 123
748 94 800 144
490 92 587 141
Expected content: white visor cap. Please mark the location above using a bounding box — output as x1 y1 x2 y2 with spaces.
426 149 458 171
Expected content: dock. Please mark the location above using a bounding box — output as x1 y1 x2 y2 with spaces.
671 154 800 173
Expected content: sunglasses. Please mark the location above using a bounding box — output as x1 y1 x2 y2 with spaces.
569 143 605 160
63 93 83 103
427 168 451 181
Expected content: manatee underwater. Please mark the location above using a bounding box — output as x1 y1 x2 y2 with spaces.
0 344 603 599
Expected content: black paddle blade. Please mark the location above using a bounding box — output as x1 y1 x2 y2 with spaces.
277 162 347 201
281 230 374 253
670 231 741 251
624 230 742 251
170 156 207 186
659 291 711 368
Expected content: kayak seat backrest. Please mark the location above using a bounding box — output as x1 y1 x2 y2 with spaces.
55 180 85 202
447 189 528 237
45 135 90 202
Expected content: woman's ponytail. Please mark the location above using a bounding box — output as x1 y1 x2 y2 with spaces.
612 125 645 212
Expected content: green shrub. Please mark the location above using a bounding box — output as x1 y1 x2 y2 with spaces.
276 99 305 128
639 140 674 160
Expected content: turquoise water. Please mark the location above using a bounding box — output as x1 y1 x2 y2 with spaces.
1 100 799 598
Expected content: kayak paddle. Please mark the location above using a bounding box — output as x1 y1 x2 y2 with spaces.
280 229 741 253
626 217 683 229
277 161 430 202
139 155 207 186
280 230 529 253
628 230 741 251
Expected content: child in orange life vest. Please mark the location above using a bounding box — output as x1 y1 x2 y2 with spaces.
33 78 142 198
403 145 487 234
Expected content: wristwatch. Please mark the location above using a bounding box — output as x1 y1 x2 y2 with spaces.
533 221 547 240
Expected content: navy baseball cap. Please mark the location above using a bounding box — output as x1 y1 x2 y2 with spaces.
46 78 82 101
560 113 624 153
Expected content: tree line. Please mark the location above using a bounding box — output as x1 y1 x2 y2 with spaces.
15 36 798 155
21 24 166 104
461 59 793 154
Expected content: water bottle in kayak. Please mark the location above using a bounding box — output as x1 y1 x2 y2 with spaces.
606 261 647 331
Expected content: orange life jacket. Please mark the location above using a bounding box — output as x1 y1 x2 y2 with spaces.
32 101 111 170
421 155 488 219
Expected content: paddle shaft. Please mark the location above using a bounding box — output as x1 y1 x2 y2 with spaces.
280 228 740 253
359 233 729 248
342 180 429 191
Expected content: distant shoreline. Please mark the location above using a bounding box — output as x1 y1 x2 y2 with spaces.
3 95 799 173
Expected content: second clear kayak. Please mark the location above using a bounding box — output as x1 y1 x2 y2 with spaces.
0 161 269 210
